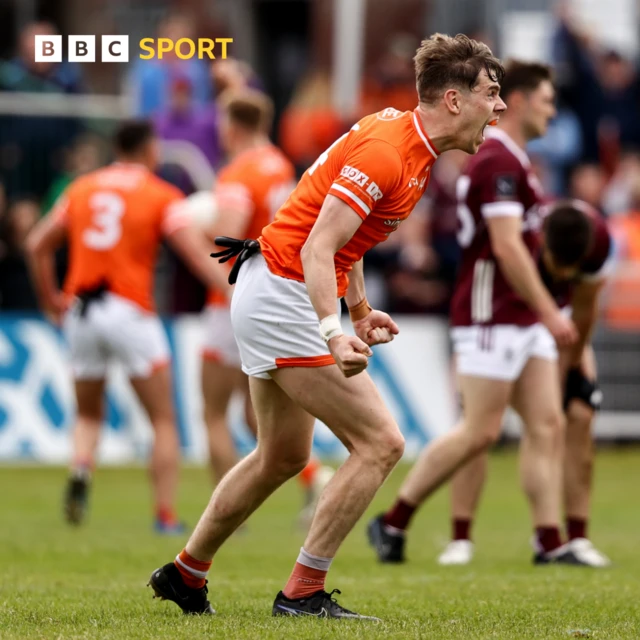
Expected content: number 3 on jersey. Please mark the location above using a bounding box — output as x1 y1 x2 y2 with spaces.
456 176 475 248
83 191 125 250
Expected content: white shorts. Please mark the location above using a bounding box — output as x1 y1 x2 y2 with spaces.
451 323 557 382
201 305 242 368
63 292 170 380
230 253 335 379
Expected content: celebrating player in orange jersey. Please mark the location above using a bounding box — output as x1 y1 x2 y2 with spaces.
201 89 334 525
148 34 506 619
26 121 231 533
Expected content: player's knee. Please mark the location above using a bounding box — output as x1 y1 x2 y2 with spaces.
535 410 566 448
567 401 594 432
259 448 310 481
367 426 405 471
468 425 501 454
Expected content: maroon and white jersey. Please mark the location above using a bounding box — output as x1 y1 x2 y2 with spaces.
450 127 545 327
540 202 613 308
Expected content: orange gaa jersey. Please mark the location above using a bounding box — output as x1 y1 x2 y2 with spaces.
207 143 295 306
51 163 188 312
260 107 439 297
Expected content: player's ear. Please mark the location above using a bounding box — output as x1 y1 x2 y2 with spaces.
443 88 462 115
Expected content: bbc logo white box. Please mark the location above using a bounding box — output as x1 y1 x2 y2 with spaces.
68 35 95 62
102 36 129 62
34 35 62 63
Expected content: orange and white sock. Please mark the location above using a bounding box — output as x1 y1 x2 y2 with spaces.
297 458 320 489
174 549 212 589
282 547 333 600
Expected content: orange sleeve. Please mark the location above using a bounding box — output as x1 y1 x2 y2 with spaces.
328 139 403 220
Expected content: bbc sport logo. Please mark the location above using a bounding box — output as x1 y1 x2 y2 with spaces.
34 35 233 63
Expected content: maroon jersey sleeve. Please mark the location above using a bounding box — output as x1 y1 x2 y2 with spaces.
470 151 527 220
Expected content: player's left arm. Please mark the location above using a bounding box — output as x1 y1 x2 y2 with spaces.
562 277 606 374
161 194 233 296
345 257 399 346
25 199 69 325
207 181 254 243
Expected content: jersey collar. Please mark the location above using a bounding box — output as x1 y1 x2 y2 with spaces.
484 126 530 168
412 109 439 159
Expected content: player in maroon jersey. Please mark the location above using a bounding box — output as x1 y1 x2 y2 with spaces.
369 61 591 566
437 199 612 567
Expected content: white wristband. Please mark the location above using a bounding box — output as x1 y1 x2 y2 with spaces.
319 314 343 343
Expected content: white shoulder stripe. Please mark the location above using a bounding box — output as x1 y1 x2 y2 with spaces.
330 183 371 215
481 201 525 218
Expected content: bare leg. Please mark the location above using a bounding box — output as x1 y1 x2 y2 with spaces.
563 346 598 525
398 375 511 507
272 366 405 558
512 357 565 528
450 452 489 521
71 378 106 469
186 375 315 559
201 358 245 484
564 400 594 522
130 365 180 516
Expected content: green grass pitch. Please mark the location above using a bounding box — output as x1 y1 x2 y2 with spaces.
2 449 640 639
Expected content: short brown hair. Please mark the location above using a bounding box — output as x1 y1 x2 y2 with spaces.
499 60 553 101
414 33 505 105
543 201 593 267
219 88 274 133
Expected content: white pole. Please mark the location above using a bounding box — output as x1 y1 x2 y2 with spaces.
332 0 366 119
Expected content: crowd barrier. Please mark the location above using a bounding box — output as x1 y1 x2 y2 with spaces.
1 313 637 464
0 313 456 463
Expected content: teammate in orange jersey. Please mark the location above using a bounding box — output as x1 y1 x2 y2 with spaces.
26 120 231 533
148 34 506 618
201 89 334 525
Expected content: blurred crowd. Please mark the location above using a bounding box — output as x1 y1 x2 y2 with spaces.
1 11 640 328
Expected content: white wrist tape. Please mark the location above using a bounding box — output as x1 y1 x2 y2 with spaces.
319 314 343 343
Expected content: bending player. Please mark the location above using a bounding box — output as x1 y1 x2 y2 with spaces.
26 121 230 533
201 88 334 525
369 61 585 565
438 200 611 567
147 34 506 619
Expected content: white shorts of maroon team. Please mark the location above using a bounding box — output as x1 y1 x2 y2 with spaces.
201 305 242 368
231 253 335 379
451 323 557 382
63 292 170 380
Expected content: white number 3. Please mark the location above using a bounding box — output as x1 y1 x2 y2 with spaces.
83 192 125 250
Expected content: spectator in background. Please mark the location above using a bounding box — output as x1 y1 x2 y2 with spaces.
602 149 640 217
0 198 41 310
128 14 211 117
604 176 640 330
41 134 104 215
154 76 222 170
279 69 344 177
552 11 640 169
527 98 583 196
211 58 262 97
0 21 84 200
568 163 606 213
0 21 83 94
360 33 419 116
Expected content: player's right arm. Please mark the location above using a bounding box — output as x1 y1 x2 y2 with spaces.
25 196 69 325
301 195 373 377
487 215 576 346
